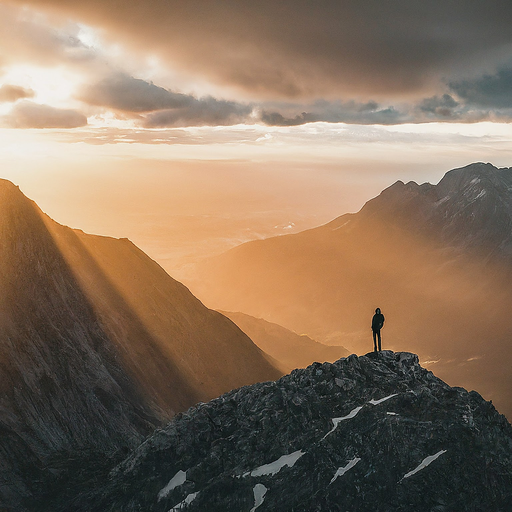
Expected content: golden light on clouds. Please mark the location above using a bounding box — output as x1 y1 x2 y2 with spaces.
0 0 511 277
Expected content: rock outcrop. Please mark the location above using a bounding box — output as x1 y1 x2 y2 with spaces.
69 351 512 512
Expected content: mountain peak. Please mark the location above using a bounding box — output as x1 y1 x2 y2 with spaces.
436 162 511 197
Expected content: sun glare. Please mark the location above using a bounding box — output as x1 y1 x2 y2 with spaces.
1 64 82 108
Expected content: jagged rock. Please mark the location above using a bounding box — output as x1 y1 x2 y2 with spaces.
70 352 512 512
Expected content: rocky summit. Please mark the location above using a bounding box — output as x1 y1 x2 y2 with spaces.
71 351 512 512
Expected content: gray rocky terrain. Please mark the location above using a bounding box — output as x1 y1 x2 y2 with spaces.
67 351 512 511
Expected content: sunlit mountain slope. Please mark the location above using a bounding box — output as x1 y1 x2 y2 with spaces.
0 179 279 510
193 163 512 418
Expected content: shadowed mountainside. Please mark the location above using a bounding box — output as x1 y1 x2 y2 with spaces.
0 179 280 510
192 163 512 419
65 351 512 512
221 311 349 372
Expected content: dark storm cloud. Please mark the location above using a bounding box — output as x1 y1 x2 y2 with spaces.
4 101 88 128
0 84 35 102
416 94 461 120
80 73 194 112
449 68 512 109
14 0 512 100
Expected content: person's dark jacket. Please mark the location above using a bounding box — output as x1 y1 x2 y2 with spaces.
372 313 385 332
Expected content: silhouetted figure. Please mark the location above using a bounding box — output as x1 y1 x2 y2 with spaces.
371 308 385 352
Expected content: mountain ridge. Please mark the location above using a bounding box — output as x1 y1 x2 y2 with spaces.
66 350 512 512
0 178 280 510
191 162 512 419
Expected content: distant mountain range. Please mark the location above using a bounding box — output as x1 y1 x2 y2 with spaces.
66 351 512 511
0 179 280 510
193 163 512 419
221 311 349 372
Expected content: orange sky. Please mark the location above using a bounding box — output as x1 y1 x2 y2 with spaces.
1 1 512 276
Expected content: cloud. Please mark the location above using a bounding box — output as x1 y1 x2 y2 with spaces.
143 97 253 127
79 73 253 126
0 84 35 102
416 94 461 120
449 68 512 109
80 73 193 112
260 100 408 126
0 3 96 68
4 101 88 128
12 0 512 101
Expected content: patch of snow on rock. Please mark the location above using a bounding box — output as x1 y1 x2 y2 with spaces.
244 450 304 477
323 406 364 439
401 450 447 481
250 484 268 511
169 491 199 511
368 393 398 405
158 470 187 500
330 457 361 484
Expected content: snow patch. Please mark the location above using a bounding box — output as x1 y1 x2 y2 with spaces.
250 484 268 511
387 412 398 416
169 492 199 511
158 470 187 500
329 457 361 484
368 393 398 405
322 406 363 439
244 450 304 477
401 450 447 481
470 178 481 185
475 189 486 199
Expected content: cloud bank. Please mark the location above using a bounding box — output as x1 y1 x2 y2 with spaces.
5 101 88 128
13 0 512 101
0 84 35 102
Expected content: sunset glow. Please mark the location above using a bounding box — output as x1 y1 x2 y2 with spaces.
0 0 511 276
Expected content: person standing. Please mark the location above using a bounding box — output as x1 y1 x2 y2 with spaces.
371 308 385 352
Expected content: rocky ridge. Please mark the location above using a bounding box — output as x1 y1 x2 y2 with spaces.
356 162 512 259
70 351 512 512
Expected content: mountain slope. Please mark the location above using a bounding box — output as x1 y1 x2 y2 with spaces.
0 179 279 510
68 351 512 511
221 311 349 372
192 163 512 418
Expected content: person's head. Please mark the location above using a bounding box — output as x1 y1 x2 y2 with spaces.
376 308 381 314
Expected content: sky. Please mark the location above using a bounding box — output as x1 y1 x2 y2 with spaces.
1 0 512 276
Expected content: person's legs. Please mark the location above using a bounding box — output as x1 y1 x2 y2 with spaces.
373 331 377 352
377 330 382 351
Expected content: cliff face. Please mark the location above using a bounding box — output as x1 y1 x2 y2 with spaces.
0 180 279 510
70 351 512 512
